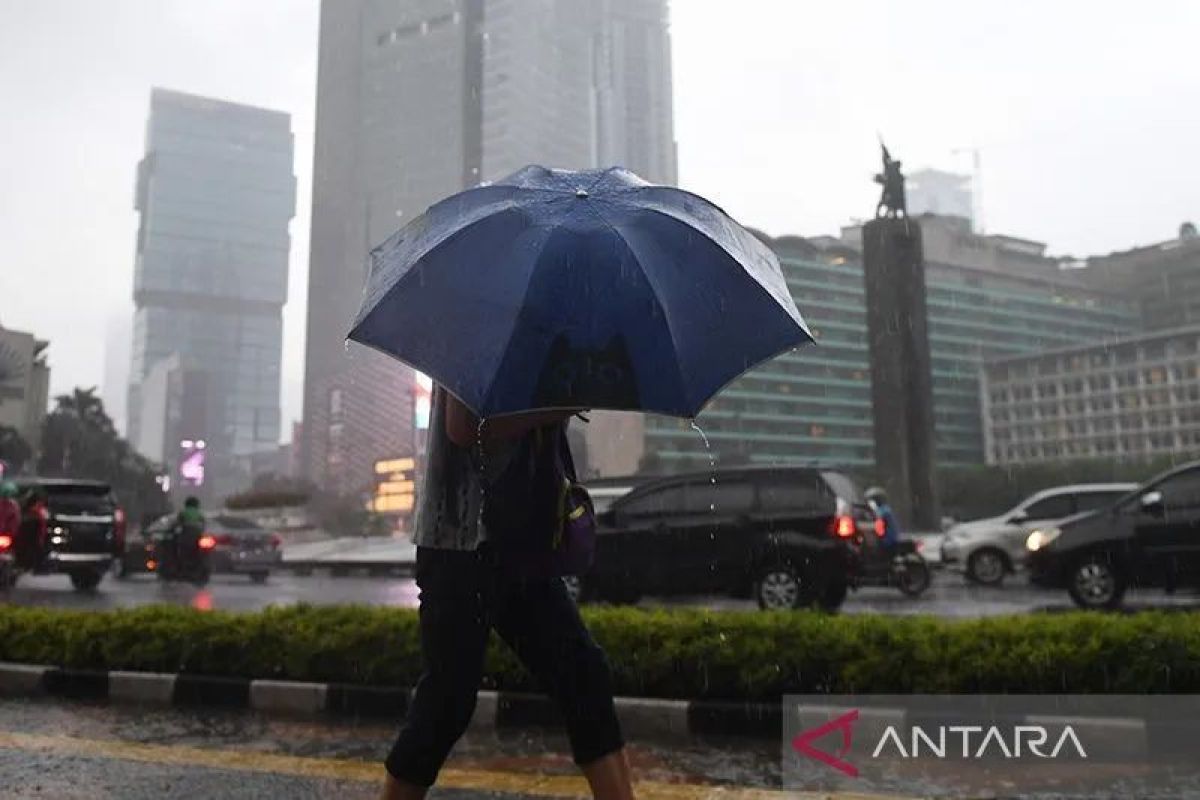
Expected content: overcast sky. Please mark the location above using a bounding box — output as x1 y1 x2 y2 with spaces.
2 0 1198 440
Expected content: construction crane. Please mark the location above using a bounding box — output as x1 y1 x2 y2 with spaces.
952 146 984 233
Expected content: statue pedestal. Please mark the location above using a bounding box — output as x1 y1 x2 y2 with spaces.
862 217 940 530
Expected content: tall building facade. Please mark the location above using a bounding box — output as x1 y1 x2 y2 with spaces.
906 169 973 226
635 217 1138 475
128 89 295 500
0 325 50 455
303 0 677 495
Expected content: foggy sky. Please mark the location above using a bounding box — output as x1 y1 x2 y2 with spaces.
2 0 1198 440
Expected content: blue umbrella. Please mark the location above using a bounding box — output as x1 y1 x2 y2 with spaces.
348 165 812 418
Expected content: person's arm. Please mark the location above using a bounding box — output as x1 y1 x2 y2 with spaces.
444 391 581 448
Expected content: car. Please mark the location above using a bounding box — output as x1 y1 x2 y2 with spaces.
569 465 864 611
1026 461 1200 609
5 478 125 591
939 483 1135 586
117 513 282 583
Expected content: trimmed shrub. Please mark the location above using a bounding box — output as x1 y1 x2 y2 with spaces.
1 605 1197 698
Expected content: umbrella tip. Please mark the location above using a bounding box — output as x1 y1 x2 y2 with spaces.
575 188 589 198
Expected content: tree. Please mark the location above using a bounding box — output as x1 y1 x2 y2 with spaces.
38 388 169 524
0 425 33 476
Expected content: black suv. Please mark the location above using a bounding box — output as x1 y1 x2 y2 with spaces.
9 478 125 591
574 466 865 611
1027 459 1200 609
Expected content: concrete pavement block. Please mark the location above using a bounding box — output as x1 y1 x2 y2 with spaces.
250 679 328 715
615 696 690 742
109 670 176 705
471 690 498 730
0 663 48 696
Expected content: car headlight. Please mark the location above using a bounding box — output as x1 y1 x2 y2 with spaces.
1026 527 1061 552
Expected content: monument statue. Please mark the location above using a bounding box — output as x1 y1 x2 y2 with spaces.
874 143 907 219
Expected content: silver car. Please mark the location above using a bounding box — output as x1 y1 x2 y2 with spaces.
940 483 1135 585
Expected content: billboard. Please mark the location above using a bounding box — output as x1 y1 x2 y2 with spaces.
372 457 415 514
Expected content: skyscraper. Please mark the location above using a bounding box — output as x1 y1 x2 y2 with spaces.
303 0 676 494
128 89 295 500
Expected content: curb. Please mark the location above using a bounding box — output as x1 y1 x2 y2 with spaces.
0 662 1164 750
0 662 759 743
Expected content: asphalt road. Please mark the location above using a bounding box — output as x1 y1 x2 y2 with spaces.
5 567 1200 616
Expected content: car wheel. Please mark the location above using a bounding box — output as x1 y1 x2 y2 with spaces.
1067 556 1126 610
817 578 848 612
0 565 18 591
966 548 1008 586
755 564 802 611
249 571 269 584
69 569 104 592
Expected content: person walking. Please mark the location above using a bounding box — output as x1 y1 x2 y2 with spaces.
382 384 634 800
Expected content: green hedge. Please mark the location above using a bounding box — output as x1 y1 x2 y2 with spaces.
1 605 1198 698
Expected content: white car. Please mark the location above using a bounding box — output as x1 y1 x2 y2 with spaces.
940 483 1135 585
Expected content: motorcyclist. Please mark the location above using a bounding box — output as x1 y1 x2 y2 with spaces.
865 487 901 555
168 496 206 572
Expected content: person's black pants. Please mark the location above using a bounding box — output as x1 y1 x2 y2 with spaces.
385 544 624 788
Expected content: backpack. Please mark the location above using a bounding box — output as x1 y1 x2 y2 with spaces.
480 425 596 578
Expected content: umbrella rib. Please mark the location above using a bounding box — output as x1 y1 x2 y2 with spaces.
581 202 693 416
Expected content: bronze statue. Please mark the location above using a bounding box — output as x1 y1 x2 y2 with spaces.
874 143 906 218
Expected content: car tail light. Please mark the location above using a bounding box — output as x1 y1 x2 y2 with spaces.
874 518 886 538
0 534 12 552
834 515 856 538
197 534 217 551
270 533 282 549
146 559 157 571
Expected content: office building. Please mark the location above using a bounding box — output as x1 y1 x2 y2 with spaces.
634 216 1138 475
1083 222 1200 331
303 0 676 494
982 325 1200 465
907 169 973 227
127 89 295 500
0 325 50 453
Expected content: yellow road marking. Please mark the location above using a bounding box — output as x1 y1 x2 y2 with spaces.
0 730 915 799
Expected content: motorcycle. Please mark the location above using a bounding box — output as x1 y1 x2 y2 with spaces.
847 529 932 597
152 528 214 587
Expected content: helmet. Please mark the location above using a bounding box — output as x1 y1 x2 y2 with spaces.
865 486 888 505
0 481 16 498
184 496 201 509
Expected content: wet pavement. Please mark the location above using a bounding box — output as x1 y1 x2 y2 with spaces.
0 696 782 799
4 569 1199 617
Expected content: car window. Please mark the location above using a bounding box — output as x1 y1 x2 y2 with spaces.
1074 491 1126 513
686 481 754 514
43 484 116 513
1022 494 1074 520
820 471 862 504
759 476 829 512
1154 470 1200 516
619 485 687 517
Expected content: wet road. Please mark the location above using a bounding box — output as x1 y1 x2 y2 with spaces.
4 569 1200 617
0 696 781 799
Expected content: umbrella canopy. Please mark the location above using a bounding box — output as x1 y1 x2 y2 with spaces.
349 165 812 418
